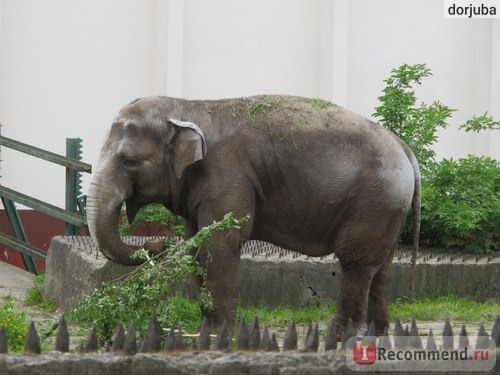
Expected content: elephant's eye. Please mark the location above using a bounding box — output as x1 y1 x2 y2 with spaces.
123 158 141 168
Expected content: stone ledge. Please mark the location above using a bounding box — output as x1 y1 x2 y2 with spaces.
43 236 500 309
1 350 499 375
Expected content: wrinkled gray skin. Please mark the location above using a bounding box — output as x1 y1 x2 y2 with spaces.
87 95 420 335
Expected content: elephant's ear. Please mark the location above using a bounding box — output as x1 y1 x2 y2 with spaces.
168 118 207 179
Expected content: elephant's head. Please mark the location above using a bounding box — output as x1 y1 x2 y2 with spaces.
87 97 206 265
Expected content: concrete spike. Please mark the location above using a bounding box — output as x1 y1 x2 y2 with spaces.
426 328 437 351
304 322 319 352
0 327 8 353
491 315 500 347
24 321 41 354
249 316 260 350
283 321 298 351
404 324 410 336
378 327 392 350
324 318 337 351
175 332 187 351
400 325 410 349
394 318 404 336
198 317 211 351
393 318 404 349
84 327 98 353
409 318 422 349
164 328 176 351
215 320 231 351
270 333 280 352
55 315 70 353
260 327 271 351
476 322 490 349
443 319 454 351
237 317 249 350
458 325 470 349
147 314 161 352
138 338 148 353
124 322 137 355
341 318 356 349
104 340 111 352
111 323 125 353
409 318 418 336
364 321 376 345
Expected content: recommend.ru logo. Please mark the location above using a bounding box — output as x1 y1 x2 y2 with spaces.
346 336 496 372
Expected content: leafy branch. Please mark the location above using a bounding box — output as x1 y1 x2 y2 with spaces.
373 63 455 170
460 112 500 132
67 212 249 341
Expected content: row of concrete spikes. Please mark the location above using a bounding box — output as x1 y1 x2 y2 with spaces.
1 314 499 355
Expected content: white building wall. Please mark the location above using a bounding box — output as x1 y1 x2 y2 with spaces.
0 0 498 207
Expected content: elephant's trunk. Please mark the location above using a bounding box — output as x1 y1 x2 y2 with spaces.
87 168 142 266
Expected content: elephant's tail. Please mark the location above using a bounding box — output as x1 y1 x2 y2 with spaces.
409 151 421 298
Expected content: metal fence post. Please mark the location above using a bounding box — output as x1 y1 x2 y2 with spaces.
65 138 84 235
0 125 37 274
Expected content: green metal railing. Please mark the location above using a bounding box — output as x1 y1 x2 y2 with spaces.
0 130 92 274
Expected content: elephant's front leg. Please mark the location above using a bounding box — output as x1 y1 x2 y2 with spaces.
193 208 252 327
196 229 243 328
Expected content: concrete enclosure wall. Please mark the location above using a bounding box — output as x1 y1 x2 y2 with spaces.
0 0 499 210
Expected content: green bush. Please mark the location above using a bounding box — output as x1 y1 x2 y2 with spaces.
421 156 499 252
374 63 499 253
0 298 28 352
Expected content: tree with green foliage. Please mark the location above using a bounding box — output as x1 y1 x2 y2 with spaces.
373 64 455 170
373 63 499 253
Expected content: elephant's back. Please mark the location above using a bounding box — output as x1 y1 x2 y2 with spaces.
202 95 345 130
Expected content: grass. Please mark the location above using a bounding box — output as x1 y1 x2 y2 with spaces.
237 293 499 328
309 98 334 110
246 99 272 127
388 293 500 322
237 302 336 328
0 296 28 351
22 273 500 335
24 271 57 312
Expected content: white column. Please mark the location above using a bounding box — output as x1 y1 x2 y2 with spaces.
152 0 169 95
165 0 185 98
331 0 349 107
316 0 334 100
489 19 500 159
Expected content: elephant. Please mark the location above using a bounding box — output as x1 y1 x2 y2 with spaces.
87 95 420 335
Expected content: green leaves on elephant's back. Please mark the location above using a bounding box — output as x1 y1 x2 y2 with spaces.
228 96 342 131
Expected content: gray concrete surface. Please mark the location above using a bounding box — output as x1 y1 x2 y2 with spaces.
0 350 498 375
0 261 34 301
43 236 500 309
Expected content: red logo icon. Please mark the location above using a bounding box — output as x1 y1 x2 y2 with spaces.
353 341 377 365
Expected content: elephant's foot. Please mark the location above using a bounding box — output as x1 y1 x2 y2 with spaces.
333 315 368 341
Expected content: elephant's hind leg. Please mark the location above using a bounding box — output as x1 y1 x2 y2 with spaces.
333 222 398 336
334 260 378 336
366 245 396 335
